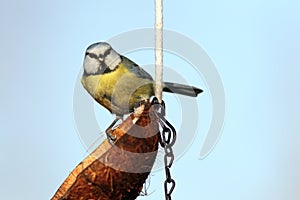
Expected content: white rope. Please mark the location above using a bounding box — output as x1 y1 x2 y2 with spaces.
155 0 163 103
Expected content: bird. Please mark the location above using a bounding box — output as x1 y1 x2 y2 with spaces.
81 42 203 141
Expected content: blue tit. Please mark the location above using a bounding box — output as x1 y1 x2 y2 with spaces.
81 42 202 141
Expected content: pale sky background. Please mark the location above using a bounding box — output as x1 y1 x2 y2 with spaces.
1 1 300 199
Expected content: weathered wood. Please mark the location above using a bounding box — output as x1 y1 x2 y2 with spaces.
52 102 159 200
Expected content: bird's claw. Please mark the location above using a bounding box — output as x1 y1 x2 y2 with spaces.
133 99 148 109
105 116 123 145
106 128 117 145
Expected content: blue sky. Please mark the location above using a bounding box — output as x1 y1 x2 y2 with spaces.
0 1 300 199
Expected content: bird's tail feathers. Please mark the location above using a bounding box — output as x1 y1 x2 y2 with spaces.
162 82 203 97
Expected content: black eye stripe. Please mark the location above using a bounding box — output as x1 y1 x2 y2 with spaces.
86 52 98 59
86 48 111 60
103 48 111 57
97 49 111 58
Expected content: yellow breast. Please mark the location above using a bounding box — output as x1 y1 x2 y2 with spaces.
81 63 153 115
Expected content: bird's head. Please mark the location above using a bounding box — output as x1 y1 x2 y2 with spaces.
83 42 121 75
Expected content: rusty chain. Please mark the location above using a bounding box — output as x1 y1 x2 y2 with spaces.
152 97 176 200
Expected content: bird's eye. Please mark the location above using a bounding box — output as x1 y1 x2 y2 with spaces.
86 52 98 59
103 48 111 57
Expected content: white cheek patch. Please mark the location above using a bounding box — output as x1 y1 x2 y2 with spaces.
104 50 121 70
83 57 100 74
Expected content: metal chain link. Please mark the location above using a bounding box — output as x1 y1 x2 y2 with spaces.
152 97 176 200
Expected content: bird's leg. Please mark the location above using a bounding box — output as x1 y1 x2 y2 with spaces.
105 115 123 143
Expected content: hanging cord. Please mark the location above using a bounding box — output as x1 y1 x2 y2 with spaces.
154 1 176 199
155 0 163 103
